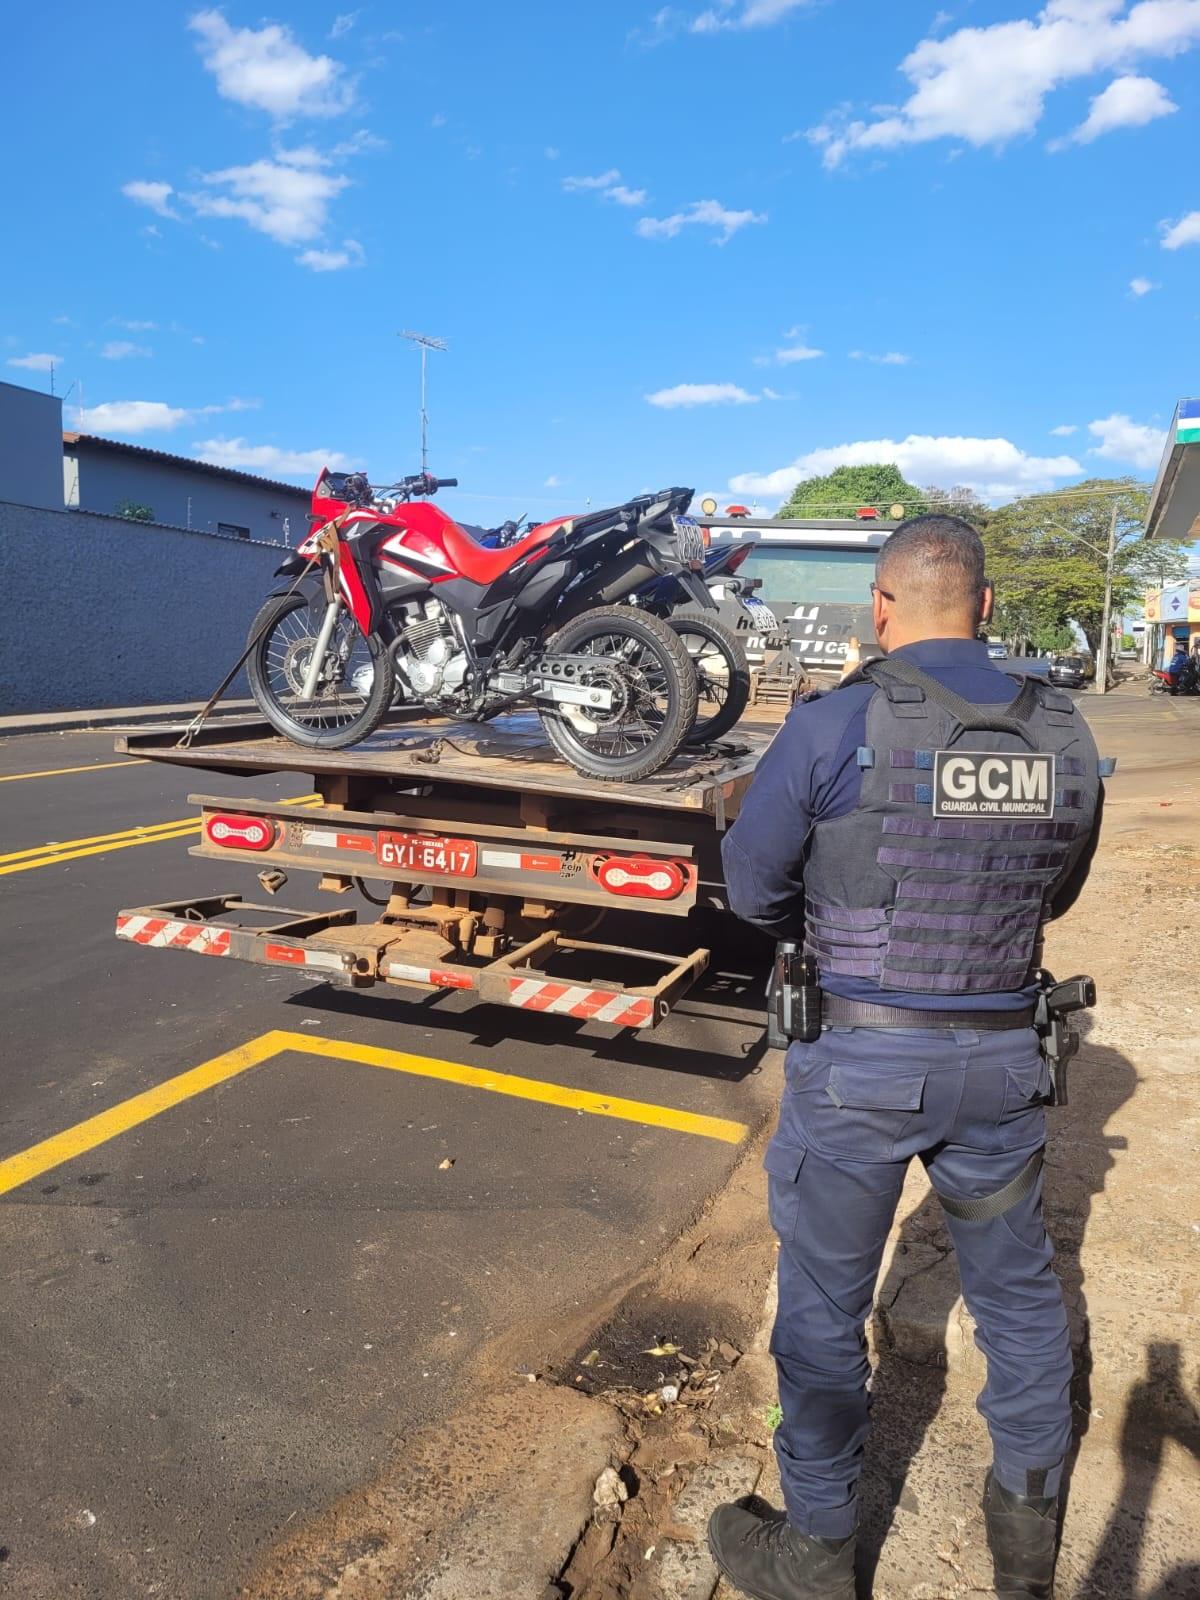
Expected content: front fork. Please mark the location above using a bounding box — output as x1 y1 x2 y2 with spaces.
300 598 343 700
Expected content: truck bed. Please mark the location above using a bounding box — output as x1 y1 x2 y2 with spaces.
116 709 777 824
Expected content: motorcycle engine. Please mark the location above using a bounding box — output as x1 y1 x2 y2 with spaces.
395 601 468 699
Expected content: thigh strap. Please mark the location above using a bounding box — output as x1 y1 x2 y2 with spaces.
934 1149 1043 1222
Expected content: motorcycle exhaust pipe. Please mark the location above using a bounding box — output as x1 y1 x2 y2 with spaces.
555 547 657 624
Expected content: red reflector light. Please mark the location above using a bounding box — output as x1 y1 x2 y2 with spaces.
593 856 687 900
205 813 275 851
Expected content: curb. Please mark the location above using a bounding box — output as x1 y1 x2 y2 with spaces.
0 700 258 737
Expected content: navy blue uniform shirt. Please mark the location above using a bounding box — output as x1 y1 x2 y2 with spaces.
721 637 1102 1012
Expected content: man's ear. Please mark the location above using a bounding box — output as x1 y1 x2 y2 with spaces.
872 585 886 638
980 580 995 626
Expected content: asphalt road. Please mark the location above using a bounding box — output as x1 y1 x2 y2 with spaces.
0 730 775 1600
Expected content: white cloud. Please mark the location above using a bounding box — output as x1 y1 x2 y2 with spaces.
562 169 623 192
1160 209 1200 248
6 352 63 372
761 387 787 400
79 401 191 434
122 180 179 219
544 474 563 487
689 0 814 31
186 151 349 244
1087 412 1167 469
191 436 357 478
330 10 360 38
775 344 825 364
296 238 364 271
1050 423 1079 435
563 169 648 208
811 2 1200 168
189 9 354 119
1129 275 1158 294
544 146 560 159
849 349 912 365
730 433 1083 503
645 382 761 408
113 318 157 331
101 341 152 360
330 128 385 158
1058 73 1177 144
636 198 766 245
605 184 648 206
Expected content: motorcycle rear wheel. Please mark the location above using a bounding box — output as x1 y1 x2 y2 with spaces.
246 593 395 749
669 611 751 744
539 607 698 781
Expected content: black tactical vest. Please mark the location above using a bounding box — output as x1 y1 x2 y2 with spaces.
803 658 1105 996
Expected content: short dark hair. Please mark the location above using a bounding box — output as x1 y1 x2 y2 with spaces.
876 513 986 616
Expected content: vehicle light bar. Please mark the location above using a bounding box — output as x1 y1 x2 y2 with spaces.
204 813 276 851
593 855 687 901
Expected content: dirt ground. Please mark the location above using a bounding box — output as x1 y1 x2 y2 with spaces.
242 687 1200 1600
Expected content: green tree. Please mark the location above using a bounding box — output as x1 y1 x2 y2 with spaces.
115 498 155 522
779 463 924 520
981 478 1188 666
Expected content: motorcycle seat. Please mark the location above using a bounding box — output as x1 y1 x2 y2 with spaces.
440 518 564 585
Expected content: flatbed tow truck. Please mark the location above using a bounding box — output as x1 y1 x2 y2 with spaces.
113 706 780 1032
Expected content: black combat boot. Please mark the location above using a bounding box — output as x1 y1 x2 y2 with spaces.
983 1470 1060 1599
707 1501 855 1600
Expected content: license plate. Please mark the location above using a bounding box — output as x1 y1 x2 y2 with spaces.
377 832 478 876
745 600 779 632
672 515 706 565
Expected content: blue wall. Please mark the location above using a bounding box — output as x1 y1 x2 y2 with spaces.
0 500 288 712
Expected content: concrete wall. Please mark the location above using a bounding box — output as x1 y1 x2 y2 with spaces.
65 441 311 545
0 500 289 712
0 383 64 510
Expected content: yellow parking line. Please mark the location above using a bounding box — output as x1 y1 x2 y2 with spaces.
0 796 321 877
0 1035 282 1197
0 759 147 784
288 1032 749 1145
0 1028 747 1197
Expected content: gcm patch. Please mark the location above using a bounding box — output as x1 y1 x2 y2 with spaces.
932 751 1055 819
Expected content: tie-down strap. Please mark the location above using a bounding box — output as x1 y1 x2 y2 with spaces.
934 1148 1044 1222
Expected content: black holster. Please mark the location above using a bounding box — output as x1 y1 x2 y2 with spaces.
767 941 823 1048
1033 970 1096 1107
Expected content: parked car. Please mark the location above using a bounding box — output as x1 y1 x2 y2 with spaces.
1049 653 1087 688
986 643 1009 661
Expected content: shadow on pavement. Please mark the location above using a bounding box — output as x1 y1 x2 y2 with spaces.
281 955 773 1087
1081 1341 1200 1599
856 1027 1139 1594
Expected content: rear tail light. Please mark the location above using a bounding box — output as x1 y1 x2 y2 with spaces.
593 856 688 901
722 543 753 574
205 813 275 851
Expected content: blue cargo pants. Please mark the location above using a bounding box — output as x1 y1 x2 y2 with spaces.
766 1025 1072 1539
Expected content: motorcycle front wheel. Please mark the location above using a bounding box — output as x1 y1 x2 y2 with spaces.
668 611 751 744
539 607 698 781
246 593 395 749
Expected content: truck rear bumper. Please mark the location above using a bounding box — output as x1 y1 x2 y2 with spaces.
116 895 709 1030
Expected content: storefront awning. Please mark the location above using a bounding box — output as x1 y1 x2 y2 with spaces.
1145 399 1200 542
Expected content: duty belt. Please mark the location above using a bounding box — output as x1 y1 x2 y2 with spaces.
820 993 1037 1031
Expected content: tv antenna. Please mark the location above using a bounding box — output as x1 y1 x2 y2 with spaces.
398 330 447 475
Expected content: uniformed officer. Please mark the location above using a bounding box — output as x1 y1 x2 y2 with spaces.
707 516 1104 1600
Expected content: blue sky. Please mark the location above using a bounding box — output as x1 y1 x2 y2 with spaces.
4 1 1198 524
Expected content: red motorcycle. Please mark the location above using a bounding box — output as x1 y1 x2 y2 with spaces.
246 470 712 780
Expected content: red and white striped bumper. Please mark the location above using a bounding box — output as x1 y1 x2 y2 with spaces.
116 913 231 956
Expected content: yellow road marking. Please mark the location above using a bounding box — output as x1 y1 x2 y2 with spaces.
0 796 320 877
286 1032 749 1145
0 1036 282 1198
0 1029 747 1197
0 759 147 784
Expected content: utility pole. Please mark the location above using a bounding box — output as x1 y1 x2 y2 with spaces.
398 330 447 475
1093 500 1120 696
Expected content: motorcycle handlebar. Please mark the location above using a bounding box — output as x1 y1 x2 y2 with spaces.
434 477 458 489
